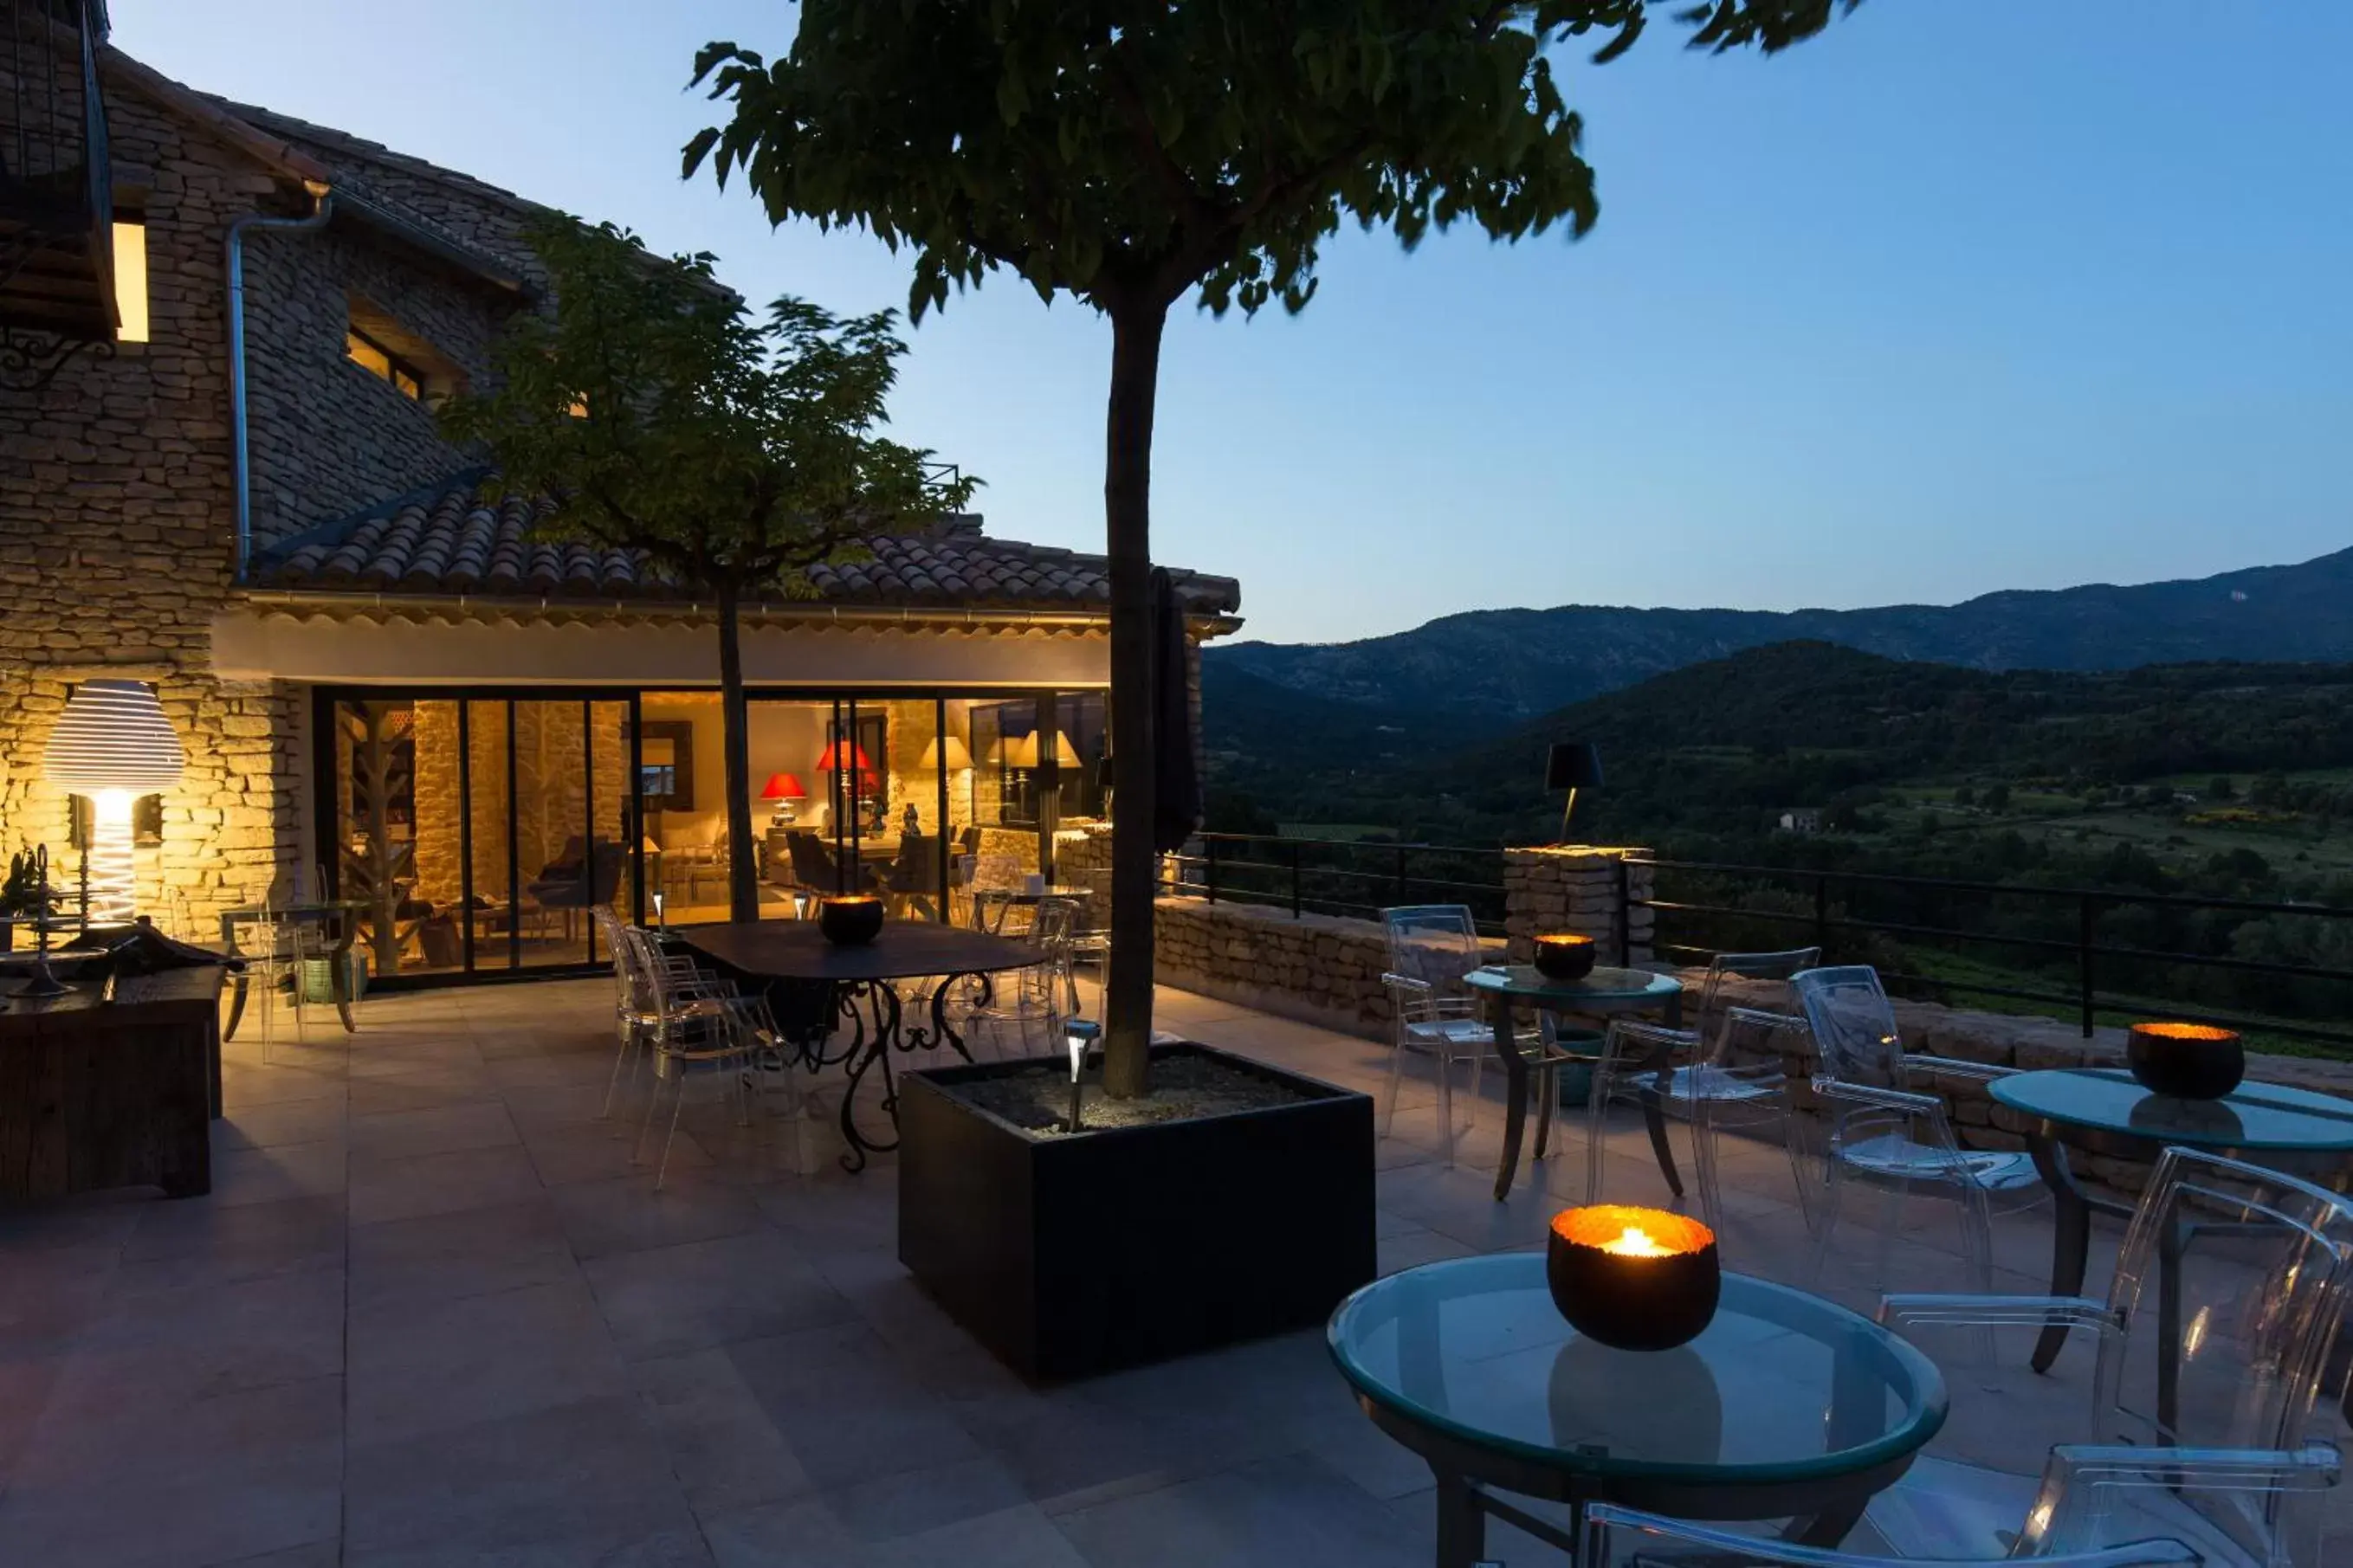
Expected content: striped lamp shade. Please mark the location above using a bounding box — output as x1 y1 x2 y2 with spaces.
42 679 186 794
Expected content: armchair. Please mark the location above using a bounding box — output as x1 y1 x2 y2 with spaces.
1869 1145 2353 1566
1581 1501 2201 1566
1583 946 1819 1220
1791 965 2046 1294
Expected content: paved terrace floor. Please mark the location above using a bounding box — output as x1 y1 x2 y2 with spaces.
1 979 2347 1567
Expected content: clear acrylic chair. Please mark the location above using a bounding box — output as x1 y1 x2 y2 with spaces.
1791 965 2046 1294
1380 905 1492 1166
242 894 317 1063
1583 946 1820 1220
1581 1501 2202 1567
626 926 758 1190
602 920 734 1127
1868 1145 2353 1566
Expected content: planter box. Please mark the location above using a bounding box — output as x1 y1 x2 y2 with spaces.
898 1041 1376 1381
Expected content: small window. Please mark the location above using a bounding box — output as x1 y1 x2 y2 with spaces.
112 218 149 344
346 326 427 402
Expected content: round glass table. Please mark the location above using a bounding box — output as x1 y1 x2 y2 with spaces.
1462 965 1685 1200
1989 1067 2353 1371
1328 1253 1947 1567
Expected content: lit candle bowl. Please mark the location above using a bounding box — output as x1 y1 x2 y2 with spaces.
2126 1022 2244 1100
817 894 885 946
1546 1204 1721 1352
1531 932 1597 982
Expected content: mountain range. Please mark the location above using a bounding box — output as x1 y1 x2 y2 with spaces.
1209 545 2353 719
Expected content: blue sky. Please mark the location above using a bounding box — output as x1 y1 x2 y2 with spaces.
119 2 2353 645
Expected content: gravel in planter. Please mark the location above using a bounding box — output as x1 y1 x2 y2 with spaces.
958 1051 1316 1136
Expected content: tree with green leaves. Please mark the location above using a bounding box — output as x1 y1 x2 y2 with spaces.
688 0 1854 1095
441 216 974 921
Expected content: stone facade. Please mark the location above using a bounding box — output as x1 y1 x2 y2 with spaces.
0 64 544 936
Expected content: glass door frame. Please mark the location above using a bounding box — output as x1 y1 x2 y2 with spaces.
315 681 1109 989
314 684 647 988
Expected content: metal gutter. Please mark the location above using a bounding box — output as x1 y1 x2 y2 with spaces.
232 586 1244 637
227 180 333 584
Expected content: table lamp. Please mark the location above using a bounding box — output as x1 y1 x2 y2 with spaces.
919 735 973 772
761 771 806 827
43 679 184 927
1546 742 1602 842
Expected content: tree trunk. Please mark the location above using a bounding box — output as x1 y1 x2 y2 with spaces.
717 578 760 923
1102 301 1167 1100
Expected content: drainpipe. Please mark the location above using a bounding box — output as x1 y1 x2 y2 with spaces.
227 180 333 584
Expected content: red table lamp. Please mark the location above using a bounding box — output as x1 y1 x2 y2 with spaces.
762 771 806 826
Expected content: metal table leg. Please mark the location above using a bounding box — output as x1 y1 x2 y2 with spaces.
1431 1468 1485 1568
1490 1002 1532 1202
2026 1123 2128 1373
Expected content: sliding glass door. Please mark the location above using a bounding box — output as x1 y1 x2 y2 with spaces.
323 683 1107 986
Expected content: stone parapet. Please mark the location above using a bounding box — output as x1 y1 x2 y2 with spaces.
1502 845 1654 965
1153 896 1406 1040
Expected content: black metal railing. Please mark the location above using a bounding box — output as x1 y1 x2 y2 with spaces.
1155 829 2353 1053
1160 832 1511 933
1619 856 2353 1050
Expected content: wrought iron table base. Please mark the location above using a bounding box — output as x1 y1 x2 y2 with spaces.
785 971 987 1173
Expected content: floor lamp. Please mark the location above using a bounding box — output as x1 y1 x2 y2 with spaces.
1546 741 1602 843
43 679 185 928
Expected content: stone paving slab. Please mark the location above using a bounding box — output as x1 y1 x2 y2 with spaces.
0 976 2342 1566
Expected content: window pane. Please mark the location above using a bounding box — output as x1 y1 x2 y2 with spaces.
346 331 391 379
467 700 514 971
111 220 148 343
637 693 732 920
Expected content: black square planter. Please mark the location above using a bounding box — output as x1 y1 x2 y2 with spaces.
898 1041 1377 1381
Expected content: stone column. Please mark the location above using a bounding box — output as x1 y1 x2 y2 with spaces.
1503 845 1655 965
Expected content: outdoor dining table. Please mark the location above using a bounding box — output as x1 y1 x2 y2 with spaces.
671 920 1041 1172
1327 1253 1948 1568
1462 965 1684 1201
1988 1066 2353 1376
217 900 364 1040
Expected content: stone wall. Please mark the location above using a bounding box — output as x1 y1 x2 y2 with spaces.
0 66 551 939
1503 845 1654 965
0 73 314 934
1153 896 1407 1038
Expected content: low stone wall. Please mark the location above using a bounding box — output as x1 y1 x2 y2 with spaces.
1154 896 1401 1039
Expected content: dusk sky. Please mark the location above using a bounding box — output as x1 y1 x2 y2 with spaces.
117 3 2353 645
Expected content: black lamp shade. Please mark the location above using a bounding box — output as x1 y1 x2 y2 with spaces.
1546 743 1602 792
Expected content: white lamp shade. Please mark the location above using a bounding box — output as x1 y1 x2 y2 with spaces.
1003 731 1080 770
920 735 974 771
42 679 184 794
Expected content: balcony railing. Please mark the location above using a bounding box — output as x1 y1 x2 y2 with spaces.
1160 829 2353 1055
2 0 115 352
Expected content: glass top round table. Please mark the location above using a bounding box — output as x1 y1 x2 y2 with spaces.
1989 1067 2353 1154
1328 1254 1946 1564
1462 964 1683 1010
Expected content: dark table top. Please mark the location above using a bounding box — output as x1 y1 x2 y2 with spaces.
1463 965 1683 1007
674 920 1040 982
1990 1067 2353 1154
0 964 227 1016
1328 1255 1945 1485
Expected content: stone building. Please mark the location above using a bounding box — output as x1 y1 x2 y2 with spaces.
0 20 1238 986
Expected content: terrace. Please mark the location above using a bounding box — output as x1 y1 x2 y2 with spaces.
3 974 2347 1566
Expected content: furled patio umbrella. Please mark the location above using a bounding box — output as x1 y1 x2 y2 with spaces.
1150 566 1202 855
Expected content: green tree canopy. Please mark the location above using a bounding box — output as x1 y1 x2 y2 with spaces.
442 215 974 918
688 1 1854 1090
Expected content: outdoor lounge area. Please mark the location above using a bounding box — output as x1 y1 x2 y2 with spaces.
3 970 2350 1567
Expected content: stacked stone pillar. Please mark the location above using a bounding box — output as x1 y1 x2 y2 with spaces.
1502 846 1654 966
